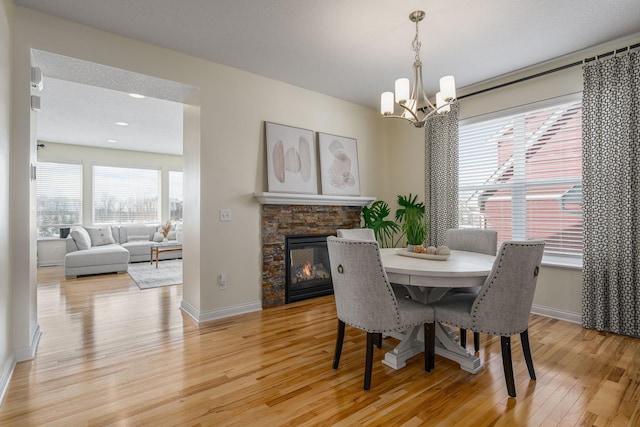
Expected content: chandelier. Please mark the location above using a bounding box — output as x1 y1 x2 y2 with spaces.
380 10 456 128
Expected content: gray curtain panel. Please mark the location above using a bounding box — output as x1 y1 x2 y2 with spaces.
581 50 640 337
424 103 459 247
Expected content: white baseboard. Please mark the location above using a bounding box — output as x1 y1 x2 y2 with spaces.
0 356 16 406
180 300 262 323
14 324 42 362
532 304 581 324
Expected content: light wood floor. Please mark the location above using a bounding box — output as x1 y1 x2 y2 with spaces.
1 267 639 426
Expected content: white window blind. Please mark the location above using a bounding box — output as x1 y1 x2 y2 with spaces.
169 170 183 221
36 161 83 237
93 165 160 224
458 96 583 259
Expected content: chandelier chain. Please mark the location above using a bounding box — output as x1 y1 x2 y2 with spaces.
412 19 421 63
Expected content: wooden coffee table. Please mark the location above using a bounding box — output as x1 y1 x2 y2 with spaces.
150 243 183 268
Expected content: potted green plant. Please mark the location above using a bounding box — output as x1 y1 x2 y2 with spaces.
395 194 427 249
361 200 401 248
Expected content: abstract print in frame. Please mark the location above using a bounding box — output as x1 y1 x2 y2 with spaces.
318 132 360 196
265 122 318 194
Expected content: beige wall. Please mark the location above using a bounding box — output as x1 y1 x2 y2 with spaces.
37 142 183 226
0 0 13 400
12 7 388 320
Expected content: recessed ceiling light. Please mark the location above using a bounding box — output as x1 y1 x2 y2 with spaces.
115 122 129 126
107 139 117 143
129 93 145 99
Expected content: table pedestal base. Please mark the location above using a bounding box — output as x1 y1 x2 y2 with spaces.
382 324 483 374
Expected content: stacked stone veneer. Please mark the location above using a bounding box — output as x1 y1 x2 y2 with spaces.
261 204 361 307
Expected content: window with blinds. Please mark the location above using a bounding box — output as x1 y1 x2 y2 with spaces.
93 165 160 224
36 161 83 237
458 95 583 260
169 170 183 221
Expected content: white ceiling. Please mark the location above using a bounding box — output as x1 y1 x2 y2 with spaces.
19 0 640 155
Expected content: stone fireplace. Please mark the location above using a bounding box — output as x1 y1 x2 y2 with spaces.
257 192 374 307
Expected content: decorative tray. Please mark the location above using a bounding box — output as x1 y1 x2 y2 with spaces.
396 248 450 261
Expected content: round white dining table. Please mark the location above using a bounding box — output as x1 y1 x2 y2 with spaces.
379 248 496 374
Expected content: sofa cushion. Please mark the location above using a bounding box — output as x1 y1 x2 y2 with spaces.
70 226 92 250
64 244 129 268
86 226 116 246
121 225 152 243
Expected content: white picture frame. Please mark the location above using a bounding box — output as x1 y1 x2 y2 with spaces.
318 132 360 196
265 122 318 194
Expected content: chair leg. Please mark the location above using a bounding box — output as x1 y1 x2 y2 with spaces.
424 323 435 371
501 336 516 398
364 332 377 390
473 332 480 352
520 330 536 380
375 333 382 349
460 328 467 348
333 320 345 370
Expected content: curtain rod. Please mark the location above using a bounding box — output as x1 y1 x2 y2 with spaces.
458 41 640 100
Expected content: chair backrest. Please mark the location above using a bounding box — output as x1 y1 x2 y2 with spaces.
445 228 498 256
471 240 545 335
337 228 375 241
327 236 402 333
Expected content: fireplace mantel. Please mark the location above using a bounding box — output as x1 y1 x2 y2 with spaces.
254 192 375 207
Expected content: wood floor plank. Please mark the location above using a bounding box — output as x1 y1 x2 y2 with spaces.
1 266 640 426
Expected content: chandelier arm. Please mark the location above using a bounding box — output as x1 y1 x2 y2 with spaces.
418 70 436 111
398 102 421 122
382 114 424 126
420 100 457 122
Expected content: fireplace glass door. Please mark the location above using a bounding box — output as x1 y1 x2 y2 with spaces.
285 234 333 303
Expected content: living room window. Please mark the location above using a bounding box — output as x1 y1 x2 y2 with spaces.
458 94 583 263
169 170 183 221
36 161 83 237
93 165 160 224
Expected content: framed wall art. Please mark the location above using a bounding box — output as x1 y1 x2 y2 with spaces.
265 122 318 194
318 132 360 196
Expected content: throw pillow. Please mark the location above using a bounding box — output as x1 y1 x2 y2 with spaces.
86 226 116 246
153 232 164 242
167 230 177 240
70 226 92 251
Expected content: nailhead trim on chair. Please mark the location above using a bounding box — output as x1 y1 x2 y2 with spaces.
334 240 426 334
468 241 545 336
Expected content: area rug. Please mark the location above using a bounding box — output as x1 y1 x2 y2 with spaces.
128 259 182 289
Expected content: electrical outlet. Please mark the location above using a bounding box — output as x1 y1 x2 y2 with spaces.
219 209 232 222
218 273 227 290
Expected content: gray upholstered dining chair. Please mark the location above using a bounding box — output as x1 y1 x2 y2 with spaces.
337 228 376 240
327 236 435 390
429 240 545 398
337 228 410 300
443 228 498 352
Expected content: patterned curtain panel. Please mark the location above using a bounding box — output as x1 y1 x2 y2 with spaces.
582 51 640 337
424 103 459 246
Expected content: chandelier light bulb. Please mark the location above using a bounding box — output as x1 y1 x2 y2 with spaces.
395 78 410 104
381 92 395 115
439 76 456 102
436 92 450 113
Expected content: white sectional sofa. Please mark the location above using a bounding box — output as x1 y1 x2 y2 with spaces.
64 224 182 278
